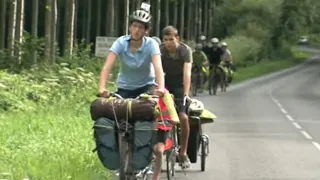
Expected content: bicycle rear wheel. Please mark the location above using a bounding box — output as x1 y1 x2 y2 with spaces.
191 74 198 96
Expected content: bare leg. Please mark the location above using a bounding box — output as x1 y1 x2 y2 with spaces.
179 112 190 168
152 143 164 180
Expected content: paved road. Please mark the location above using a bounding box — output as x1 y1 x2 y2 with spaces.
161 48 320 179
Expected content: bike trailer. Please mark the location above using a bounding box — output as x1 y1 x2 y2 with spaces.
189 108 217 125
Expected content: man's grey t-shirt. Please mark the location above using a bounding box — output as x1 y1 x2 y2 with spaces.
160 43 193 88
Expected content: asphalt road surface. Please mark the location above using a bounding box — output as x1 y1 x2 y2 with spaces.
160 48 320 180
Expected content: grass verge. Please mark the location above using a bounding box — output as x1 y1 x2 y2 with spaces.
232 48 312 83
0 102 112 180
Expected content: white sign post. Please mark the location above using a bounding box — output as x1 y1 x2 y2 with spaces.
94 36 118 58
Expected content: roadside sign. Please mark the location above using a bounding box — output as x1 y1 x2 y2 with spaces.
94 36 118 57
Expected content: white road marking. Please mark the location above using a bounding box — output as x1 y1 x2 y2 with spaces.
292 122 302 129
300 131 313 140
280 108 287 114
312 141 320 151
269 92 320 151
285 114 294 121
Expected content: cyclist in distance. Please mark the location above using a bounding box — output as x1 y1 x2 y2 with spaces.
203 37 224 68
192 43 208 93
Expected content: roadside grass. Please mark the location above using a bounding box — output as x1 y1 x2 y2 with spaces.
232 48 312 83
0 100 112 180
0 63 116 180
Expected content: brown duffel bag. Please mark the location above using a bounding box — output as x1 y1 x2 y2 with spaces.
90 97 158 121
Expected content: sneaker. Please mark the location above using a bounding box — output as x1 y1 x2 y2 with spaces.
179 156 191 169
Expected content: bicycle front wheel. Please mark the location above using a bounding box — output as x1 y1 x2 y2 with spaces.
118 133 129 180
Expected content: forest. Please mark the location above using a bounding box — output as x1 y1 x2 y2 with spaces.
0 0 320 179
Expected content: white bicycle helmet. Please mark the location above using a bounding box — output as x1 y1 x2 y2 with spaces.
195 43 203 50
211 37 219 43
199 35 206 41
221 42 227 47
187 99 204 116
130 9 152 28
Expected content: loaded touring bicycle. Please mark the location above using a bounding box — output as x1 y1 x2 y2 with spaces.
90 91 216 179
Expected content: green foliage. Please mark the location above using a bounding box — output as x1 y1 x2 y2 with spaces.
0 39 115 179
0 63 97 112
221 35 261 67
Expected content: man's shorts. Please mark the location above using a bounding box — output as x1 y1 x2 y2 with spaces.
165 87 186 114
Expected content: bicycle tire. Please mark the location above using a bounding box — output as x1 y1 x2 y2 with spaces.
166 126 178 179
118 133 129 180
200 139 206 172
191 74 198 96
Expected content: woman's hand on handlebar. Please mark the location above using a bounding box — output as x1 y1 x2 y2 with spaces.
154 88 165 98
99 88 110 98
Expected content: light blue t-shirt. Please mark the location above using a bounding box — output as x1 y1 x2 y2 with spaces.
109 35 161 90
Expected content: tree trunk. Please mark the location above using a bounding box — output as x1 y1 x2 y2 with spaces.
179 0 185 39
8 0 17 56
155 0 161 37
0 0 7 49
109 0 115 36
65 0 75 56
136 0 141 10
124 0 129 35
96 0 101 36
50 0 57 62
44 0 51 58
130 0 135 13
198 0 202 36
203 0 208 37
74 0 78 43
15 0 25 62
81 3 86 39
193 0 198 39
86 0 91 42
114 0 119 36
186 0 192 40
173 0 178 27
31 0 39 64
164 0 169 26
208 1 214 38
